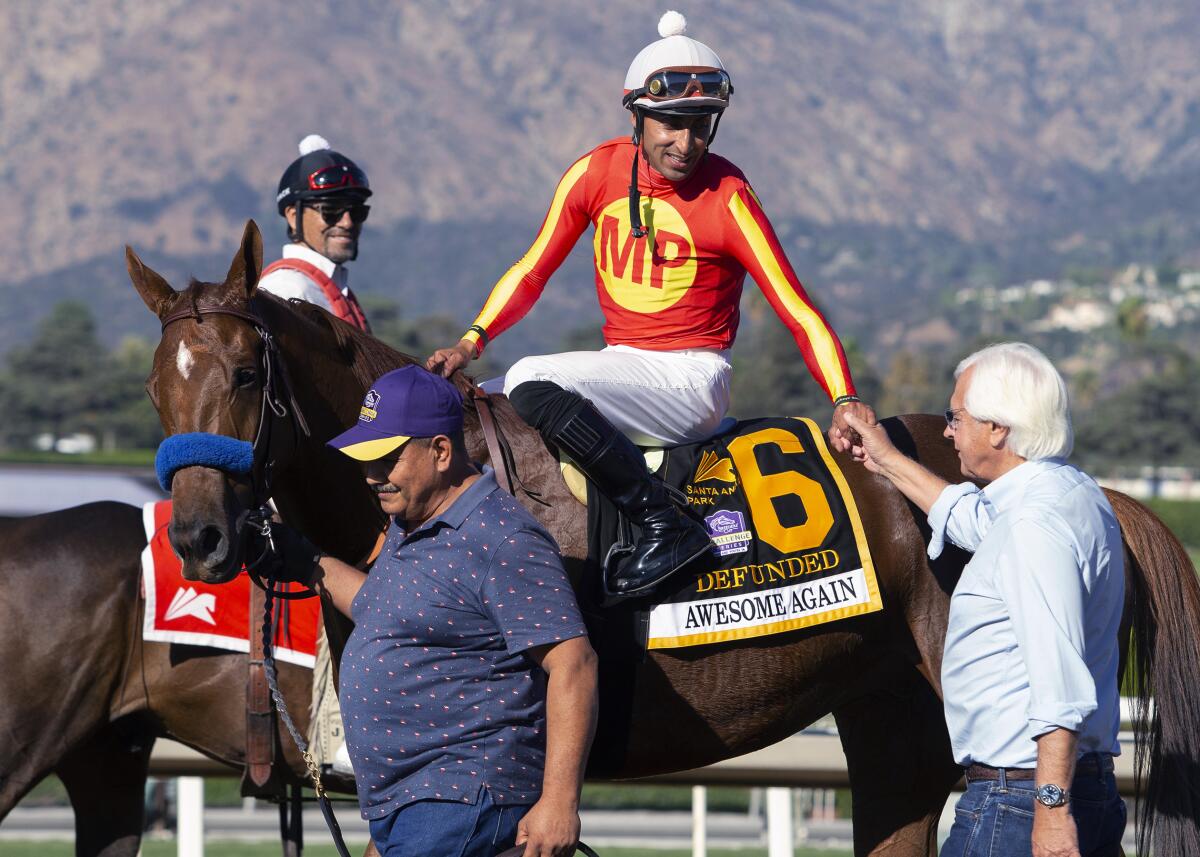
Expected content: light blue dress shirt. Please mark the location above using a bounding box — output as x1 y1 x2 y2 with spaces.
928 458 1124 768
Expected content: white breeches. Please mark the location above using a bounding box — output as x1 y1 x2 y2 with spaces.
484 344 732 447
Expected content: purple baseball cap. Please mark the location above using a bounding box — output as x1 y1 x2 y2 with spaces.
328 365 464 461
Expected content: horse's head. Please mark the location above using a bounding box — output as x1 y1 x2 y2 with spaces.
127 220 278 583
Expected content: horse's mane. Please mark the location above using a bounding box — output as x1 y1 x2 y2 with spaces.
265 293 477 398
166 278 477 398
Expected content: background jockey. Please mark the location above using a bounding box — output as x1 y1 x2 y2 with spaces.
428 11 877 597
259 135 373 332
260 136 374 779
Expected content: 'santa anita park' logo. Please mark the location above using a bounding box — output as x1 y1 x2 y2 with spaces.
594 198 697 314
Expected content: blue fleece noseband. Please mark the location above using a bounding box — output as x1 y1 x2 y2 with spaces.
156 432 255 491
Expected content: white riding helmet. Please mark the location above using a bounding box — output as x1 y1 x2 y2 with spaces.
620 12 734 238
622 11 732 115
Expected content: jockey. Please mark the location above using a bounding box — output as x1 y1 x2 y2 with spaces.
260 135 373 332
260 137 375 780
428 11 876 596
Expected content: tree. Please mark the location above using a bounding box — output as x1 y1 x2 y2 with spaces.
1074 354 1200 475
1116 297 1149 342
357 294 461 361
731 291 880 420
0 301 111 447
96 336 163 450
878 349 951 417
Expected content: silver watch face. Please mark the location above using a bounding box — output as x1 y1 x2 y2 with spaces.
1036 783 1066 807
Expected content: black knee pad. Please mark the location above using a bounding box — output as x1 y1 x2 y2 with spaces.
507 380 589 437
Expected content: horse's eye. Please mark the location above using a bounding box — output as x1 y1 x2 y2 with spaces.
233 367 258 388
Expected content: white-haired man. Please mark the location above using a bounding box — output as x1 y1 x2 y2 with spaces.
844 343 1125 857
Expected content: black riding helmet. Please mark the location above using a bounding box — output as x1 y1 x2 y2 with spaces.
276 135 372 241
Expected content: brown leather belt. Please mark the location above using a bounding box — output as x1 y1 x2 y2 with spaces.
965 753 1112 783
965 764 1035 781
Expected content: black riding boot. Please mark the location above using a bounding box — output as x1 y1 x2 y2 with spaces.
509 381 712 595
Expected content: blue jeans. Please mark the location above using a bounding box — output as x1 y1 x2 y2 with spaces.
368 788 531 857
941 760 1126 857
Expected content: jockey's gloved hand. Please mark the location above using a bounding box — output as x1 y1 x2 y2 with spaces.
265 520 323 586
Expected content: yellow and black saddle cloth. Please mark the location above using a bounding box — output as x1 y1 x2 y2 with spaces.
582 417 882 650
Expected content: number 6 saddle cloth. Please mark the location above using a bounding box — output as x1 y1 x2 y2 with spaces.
584 417 882 650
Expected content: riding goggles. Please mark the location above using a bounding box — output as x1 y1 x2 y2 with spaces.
307 164 369 192
633 70 732 103
310 202 370 226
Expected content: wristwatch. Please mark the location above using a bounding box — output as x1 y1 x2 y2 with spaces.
1035 783 1068 808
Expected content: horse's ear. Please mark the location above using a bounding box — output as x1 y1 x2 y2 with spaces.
224 219 264 299
125 246 177 318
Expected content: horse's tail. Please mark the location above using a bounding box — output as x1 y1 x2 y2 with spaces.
1106 489 1200 856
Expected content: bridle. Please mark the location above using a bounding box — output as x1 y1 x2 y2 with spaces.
160 302 311 509
159 301 316 580
160 300 353 856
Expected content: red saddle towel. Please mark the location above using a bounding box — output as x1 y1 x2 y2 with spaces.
140 501 320 668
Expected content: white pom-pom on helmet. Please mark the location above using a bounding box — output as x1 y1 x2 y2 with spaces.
297 134 332 156
622 11 732 115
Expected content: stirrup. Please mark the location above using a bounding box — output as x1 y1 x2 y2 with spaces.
601 511 638 595
601 504 712 599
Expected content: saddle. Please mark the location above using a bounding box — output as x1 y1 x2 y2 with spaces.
471 395 883 653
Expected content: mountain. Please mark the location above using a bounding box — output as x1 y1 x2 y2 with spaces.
3 0 1200 361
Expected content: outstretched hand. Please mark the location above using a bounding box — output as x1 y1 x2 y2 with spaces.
842 411 899 474
828 400 877 454
425 340 476 379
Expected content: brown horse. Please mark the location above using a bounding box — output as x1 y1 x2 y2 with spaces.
126 221 1200 856
0 501 346 857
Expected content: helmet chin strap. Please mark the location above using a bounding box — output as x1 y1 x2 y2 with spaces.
289 199 360 262
288 200 305 244
291 201 327 257
627 107 723 239
629 109 648 238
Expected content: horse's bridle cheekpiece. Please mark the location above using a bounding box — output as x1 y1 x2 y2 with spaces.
155 301 318 573
156 303 310 501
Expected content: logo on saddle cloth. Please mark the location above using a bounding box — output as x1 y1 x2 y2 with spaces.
705 509 752 558
360 388 380 422
594 197 696 314
647 417 882 650
688 449 737 505
694 450 735 483
165 587 218 625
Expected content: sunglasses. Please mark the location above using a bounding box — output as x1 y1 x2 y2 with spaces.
307 164 368 192
642 70 732 101
310 203 370 226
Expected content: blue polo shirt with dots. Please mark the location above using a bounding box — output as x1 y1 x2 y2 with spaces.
339 468 588 820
